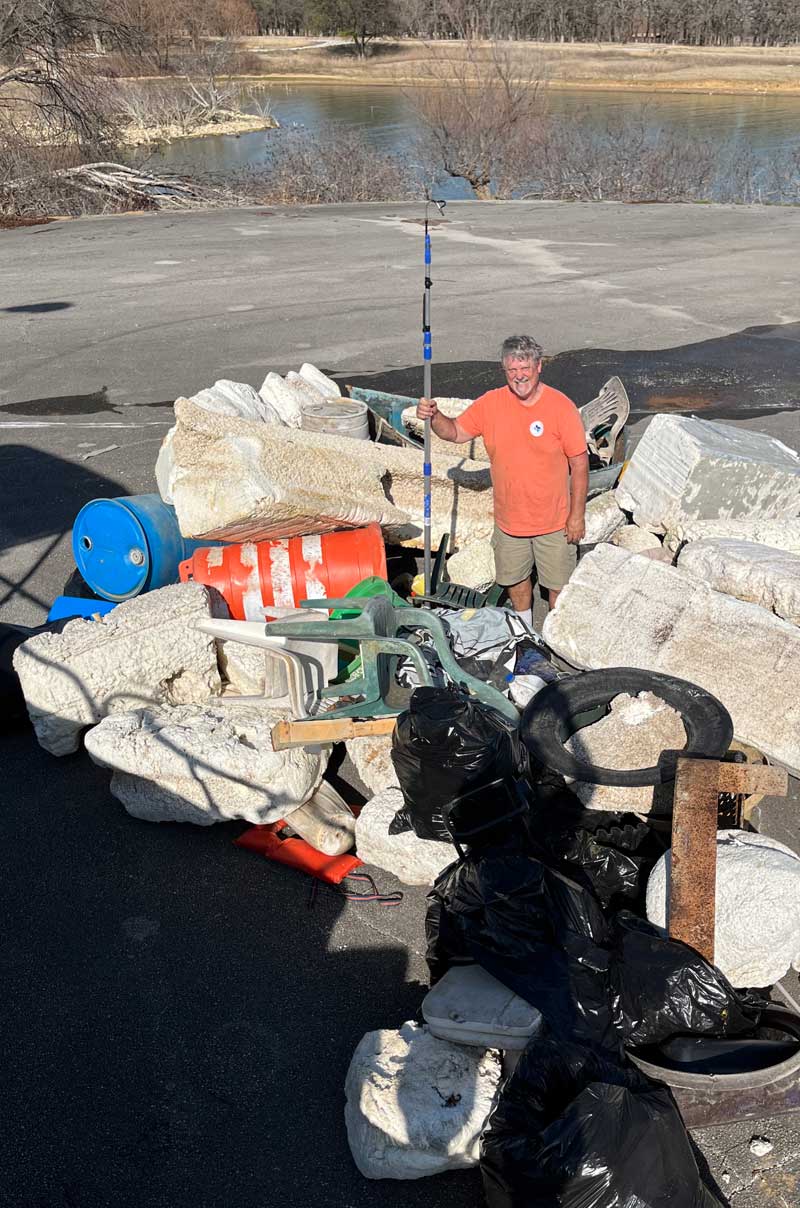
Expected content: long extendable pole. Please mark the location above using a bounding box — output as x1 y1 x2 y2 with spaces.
422 198 445 595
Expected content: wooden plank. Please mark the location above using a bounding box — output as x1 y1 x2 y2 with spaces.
669 757 720 963
271 715 397 751
717 763 789 797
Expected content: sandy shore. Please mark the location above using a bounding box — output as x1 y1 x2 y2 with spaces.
120 110 277 147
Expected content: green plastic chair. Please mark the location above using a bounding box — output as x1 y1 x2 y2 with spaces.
264 594 519 722
413 534 504 610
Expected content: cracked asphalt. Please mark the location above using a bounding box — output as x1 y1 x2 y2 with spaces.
2 201 800 1207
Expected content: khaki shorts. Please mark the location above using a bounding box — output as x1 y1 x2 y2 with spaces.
491 525 577 591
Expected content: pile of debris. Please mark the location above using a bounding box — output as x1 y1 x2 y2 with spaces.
6 367 800 1207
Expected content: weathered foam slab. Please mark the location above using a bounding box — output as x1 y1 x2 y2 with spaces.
542 543 800 776
164 397 493 549
615 414 800 533
85 699 324 826
665 516 800 554
13 583 221 757
678 538 800 625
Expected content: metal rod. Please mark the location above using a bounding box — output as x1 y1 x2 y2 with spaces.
422 198 445 596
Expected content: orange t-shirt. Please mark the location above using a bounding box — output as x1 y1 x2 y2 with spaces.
458 383 587 536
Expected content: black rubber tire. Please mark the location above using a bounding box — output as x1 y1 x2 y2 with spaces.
521 668 733 786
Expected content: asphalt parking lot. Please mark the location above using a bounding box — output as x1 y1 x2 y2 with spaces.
2 201 800 1207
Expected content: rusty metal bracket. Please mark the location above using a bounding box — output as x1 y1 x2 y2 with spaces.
668 757 789 962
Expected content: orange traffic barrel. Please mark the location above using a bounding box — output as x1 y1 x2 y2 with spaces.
178 524 388 620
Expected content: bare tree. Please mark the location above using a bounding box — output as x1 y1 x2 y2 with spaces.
407 38 547 199
0 0 128 146
246 124 417 200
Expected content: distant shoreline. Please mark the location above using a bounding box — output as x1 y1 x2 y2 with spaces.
184 36 800 98
215 73 800 96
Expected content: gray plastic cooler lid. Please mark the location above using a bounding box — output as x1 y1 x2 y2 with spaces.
422 965 542 1051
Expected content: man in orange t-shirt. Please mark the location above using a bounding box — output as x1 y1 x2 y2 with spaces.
417 334 588 625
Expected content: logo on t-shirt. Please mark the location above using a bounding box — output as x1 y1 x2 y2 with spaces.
529 420 544 437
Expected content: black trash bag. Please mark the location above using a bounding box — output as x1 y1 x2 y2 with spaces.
524 772 663 908
611 912 763 1047
481 1031 724 1208
426 847 620 1053
390 686 523 842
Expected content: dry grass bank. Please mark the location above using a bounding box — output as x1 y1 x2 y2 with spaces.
227 36 800 95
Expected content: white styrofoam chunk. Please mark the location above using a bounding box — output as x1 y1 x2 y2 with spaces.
611 524 663 553
542 543 800 776
566 691 686 814
581 490 626 545
354 788 454 886
646 830 800 987
346 735 400 795
446 539 496 593
258 372 303 428
299 362 341 398
155 424 177 504
191 379 281 425
615 414 800 533
678 538 800 624
84 700 324 826
665 517 800 554
167 397 492 548
344 1022 502 1180
13 583 221 756
285 371 328 409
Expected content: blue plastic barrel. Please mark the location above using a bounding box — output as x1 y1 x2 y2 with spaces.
72 494 222 602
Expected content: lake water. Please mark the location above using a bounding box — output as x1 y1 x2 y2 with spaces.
137 82 800 198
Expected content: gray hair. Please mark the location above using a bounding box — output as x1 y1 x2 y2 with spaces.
501 335 543 364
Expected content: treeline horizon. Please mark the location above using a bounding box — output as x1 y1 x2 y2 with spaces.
254 0 800 49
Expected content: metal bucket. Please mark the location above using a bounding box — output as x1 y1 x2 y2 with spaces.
72 494 222 602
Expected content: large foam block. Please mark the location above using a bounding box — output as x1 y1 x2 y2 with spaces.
615 414 800 533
